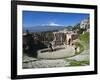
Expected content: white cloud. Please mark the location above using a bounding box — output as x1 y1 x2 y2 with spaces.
41 22 63 26
49 22 60 26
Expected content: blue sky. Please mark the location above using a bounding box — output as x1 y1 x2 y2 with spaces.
23 11 89 27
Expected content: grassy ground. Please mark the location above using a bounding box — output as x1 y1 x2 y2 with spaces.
68 60 89 66
79 32 89 49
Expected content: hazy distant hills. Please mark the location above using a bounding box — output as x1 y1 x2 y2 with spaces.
23 25 67 32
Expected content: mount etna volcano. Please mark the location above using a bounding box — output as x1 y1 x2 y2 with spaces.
23 25 66 32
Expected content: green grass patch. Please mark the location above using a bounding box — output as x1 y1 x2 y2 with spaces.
67 60 89 66
70 60 89 66
79 32 89 49
79 32 89 43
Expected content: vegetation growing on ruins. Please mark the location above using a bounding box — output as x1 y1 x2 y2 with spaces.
72 30 89 54
79 32 89 49
65 32 90 67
